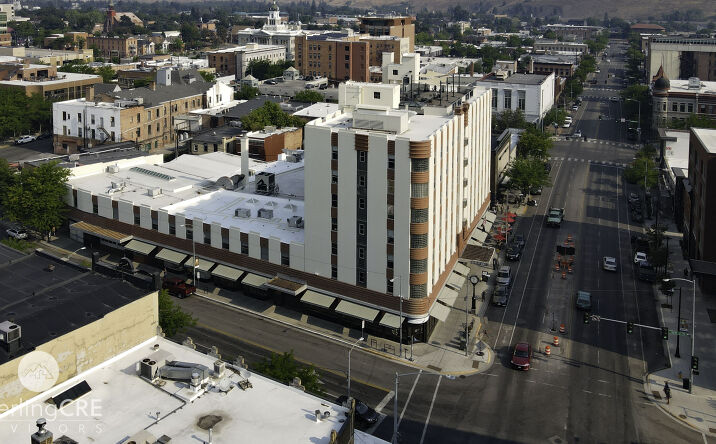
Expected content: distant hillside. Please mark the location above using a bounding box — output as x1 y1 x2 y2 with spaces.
320 0 715 21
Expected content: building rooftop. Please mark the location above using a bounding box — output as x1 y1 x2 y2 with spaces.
0 336 378 444
99 71 209 107
293 102 340 119
665 78 716 95
0 249 147 364
68 152 307 244
530 54 577 65
0 70 100 86
209 44 285 54
192 126 245 143
477 73 551 85
693 128 716 154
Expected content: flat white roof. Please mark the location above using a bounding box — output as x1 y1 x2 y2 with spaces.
293 102 341 119
316 108 449 140
67 152 307 243
693 128 716 154
0 337 355 443
663 130 690 170
667 79 716 94
0 71 100 86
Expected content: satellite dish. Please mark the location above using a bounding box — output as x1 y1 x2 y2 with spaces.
218 378 232 392
239 369 252 380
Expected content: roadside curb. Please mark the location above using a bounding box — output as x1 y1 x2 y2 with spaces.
642 370 715 437
191 291 489 377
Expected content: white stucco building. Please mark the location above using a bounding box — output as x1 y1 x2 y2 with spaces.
474 72 555 124
232 2 311 61
381 52 420 85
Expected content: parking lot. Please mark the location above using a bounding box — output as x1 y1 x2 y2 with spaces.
258 79 338 101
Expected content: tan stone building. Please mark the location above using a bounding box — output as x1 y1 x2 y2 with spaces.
243 126 303 161
87 36 139 59
0 62 101 101
207 43 286 78
359 15 415 52
361 35 408 67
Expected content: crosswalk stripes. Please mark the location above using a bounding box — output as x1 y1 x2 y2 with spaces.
547 156 627 168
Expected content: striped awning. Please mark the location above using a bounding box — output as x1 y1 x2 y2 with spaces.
378 313 403 329
124 239 156 255
446 272 465 290
430 302 451 322
300 290 335 308
241 273 269 288
454 262 470 277
155 248 188 265
70 221 132 244
335 300 379 322
212 264 243 281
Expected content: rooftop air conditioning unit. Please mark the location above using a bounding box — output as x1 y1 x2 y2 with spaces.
139 358 158 381
135 97 144 105
0 321 21 344
287 216 303 228
257 208 274 219
107 164 120 173
286 154 297 163
148 187 162 197
235 208 251 218
68 154 80 162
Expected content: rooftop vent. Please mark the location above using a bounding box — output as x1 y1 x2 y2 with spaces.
234 208 251 218
287 216 304 228
257 208 274 219
107 164 120 173
688 77 701 89
0 321 21 344
148 187 162 197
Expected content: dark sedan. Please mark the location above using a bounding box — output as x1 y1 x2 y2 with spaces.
491 285 510 307
336 395 379 425
505 243 522 261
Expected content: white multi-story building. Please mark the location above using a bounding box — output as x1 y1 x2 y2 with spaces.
474 72 555 124
232 2 311 61
651 70 716 128
381 52 419 84
304 82 492 318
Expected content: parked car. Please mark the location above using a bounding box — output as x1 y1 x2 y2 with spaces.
505 242 523 261
544 162 552 173
15 135 36 145
496 265 512 287
319 83 328 90
513 234 526 249
610 96 619 102
162 277 196 298
562 121 571 128
510 342 532 370
5 227 28 239
530 186 542 195
265 80 277 85
491 285 510 307
336 396 379 425
572 105 578 111
576 290 592 310
573 130 582 138
634 251 647 265
305 83 316 89
602 256 617 271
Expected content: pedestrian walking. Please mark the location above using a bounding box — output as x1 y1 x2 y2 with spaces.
683 268 689 278
664 381 671 404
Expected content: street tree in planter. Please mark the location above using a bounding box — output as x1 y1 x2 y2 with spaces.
505 156 551 197
2 161 70 240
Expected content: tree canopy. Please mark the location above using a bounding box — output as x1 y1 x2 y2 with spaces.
516 127 552 160
235 84 259 100
624 146 659 190
494 109 528 133
2 161 71 239
254 350 324 396
0 90 52 139
240 102 305 131
505 156 551 195
293 90 324 103
158 289 197 337
246 60 294 81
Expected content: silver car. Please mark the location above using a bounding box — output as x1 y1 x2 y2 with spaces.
602 256 617 271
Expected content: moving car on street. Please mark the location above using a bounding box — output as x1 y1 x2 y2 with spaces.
546 207 564 227
510 342 532 370
336 396 379 425
602 256 617 271
634 251 647 264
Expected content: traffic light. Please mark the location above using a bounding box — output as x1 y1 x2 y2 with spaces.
691 356 699 371
661 327 669 340
627 322 634 334
583 312 590 324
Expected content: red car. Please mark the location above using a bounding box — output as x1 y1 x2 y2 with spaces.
162 277 196 298
510 342 532 370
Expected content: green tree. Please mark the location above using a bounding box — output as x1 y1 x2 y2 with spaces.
667 113 716 130
235 84 259 100
168 38 184 53
240 102 305 131
623 156 658 189
0 158 16 198
96 66 115 83
494 109 528 133
293 90 324 103
3 161 71 240
158 289 197 337
0 90 52 138
544 108 567 126
517 127 552 159
255 350 324 396
199 71 216 83
246 60 293 81
505 156 551 195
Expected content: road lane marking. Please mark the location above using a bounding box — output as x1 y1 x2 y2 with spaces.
375 390 394 413
398 371 421 427
418 377 442 444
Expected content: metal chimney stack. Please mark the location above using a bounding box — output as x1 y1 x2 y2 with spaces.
241 137 249 177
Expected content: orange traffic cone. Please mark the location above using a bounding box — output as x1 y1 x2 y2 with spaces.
553 336 560 347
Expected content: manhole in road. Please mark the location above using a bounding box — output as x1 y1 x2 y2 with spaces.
547 436 565 444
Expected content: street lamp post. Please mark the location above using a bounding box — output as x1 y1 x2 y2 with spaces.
347 336 364 398
676 287 682 358
390 276 403 358
393 371 455 444
664 277 696 393
469 274 479 312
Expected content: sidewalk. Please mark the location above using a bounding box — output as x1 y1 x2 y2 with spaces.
643 197 716 437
